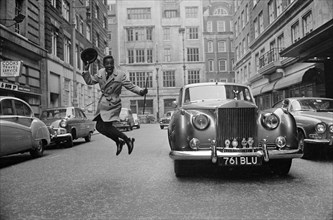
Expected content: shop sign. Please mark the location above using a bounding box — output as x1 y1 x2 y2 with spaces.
0 81 31 92
0 61 23 78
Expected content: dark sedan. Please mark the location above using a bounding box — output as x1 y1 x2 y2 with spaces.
272 97 333 158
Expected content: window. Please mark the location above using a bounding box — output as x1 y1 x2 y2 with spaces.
103 16 107 29
208 41 213 53
188 70 200 84
86 25 91 41
62 0 70 21
51 30 58 56
219 60 226 71
209 60 214 72
147 49 153 63
64 37 71 64
230 21 233 32
207 21 212 32
187 27 198 39
268 0 276 24
254 18 258 38
235 22 238 37
129 72 152 88
164 10 177 18
217 21 225 32
163 28 170 40
128 49 134 63
218 41 226 52
247 34 250 51
277 33 284 49
51 0 56 8
213 8 228 16
146 27 153 40
259 12 264 34
255 53 259 72
95 32 100 47
187 48 199 62
291 21 300 43
128 8 151 19
94 3 99 19
242 38 246 54
79 18 84 34
127 29 134 41
163 71 175 87
185 7 198 18
164 48 171 62
136 49 145 63
303 11 313 36
241 11 245 28
246 4 249 23
277 0 283 17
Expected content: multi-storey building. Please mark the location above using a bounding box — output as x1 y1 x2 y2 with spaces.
44 0 108 118
203 0 235 83
0 0 47 115
116 0 205 120
107 3 118 65
234 0 333 110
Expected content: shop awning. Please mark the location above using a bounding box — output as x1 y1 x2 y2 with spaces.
252 84 265 96
261 81 279 93
274 71 306 90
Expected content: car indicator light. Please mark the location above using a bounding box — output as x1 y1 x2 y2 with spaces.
275 136 286 148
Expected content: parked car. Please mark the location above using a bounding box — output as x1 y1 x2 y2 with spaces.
168 82 303 177
272 97 333 158
40 107 95 148
0 96 50 158
159 111 174 129
132 113 140 129
114 108 134 131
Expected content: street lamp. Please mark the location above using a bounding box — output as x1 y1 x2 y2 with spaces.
155 61 161 121
179 27 186 85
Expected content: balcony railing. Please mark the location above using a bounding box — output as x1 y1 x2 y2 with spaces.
258 48 285 75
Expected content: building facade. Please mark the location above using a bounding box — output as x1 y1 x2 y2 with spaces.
44 0 108 118
115 0 205 120
0 0 47 115
203 0 235 83
234 0 333 110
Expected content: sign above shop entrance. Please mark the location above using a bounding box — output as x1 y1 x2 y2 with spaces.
0 61 23 78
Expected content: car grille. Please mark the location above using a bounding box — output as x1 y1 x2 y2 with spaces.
217 107 259 151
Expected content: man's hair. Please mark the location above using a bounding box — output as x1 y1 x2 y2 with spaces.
103 55 114 64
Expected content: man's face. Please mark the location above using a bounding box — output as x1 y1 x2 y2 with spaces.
104 58 114 74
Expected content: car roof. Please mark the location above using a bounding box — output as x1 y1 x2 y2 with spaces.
287 97 333 101
183 82 250 89
43 107 76 110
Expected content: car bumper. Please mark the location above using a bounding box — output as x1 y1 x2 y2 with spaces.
170 142 303 163
305 138 333 145
49 128 71 142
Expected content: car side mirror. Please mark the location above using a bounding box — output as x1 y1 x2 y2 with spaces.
172 101 177 108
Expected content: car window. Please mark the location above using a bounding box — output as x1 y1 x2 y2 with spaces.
0 99 14 115
80 109 87 119
290 101 301 111
14 100 32 117
75 109 81 118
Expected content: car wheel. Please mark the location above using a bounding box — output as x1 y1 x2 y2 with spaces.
64 136 73 148
85 132 92 142
160 125 164 129
269 159 292 176
30 140 44 158
129 125 133 130
298 130 310 159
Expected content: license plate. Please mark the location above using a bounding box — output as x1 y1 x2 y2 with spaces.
219 156 262 166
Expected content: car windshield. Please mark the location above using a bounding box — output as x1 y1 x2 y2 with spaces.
183 85 253 104
40 109 67 120
295 99 333 112
119 111 127 120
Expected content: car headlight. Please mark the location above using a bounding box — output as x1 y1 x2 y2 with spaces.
60 119 67 128
192 114 210 130
261 113 279 130
315 123 326 134
329 125 333 133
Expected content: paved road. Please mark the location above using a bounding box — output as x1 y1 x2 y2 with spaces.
0 124 332 220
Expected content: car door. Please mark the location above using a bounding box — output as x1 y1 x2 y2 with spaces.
79 109 93 137
0 98 33 156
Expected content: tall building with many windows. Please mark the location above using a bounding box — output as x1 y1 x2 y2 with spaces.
44 0 108 117
0 0 47 115
203 0 235 83
234 0 333 110
115 0 205 120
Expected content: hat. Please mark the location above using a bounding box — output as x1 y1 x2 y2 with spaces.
81 48 98 64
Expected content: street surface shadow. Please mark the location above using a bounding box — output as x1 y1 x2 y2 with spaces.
303 146 333 162
0 154 42 169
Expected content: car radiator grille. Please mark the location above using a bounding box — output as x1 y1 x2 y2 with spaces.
217 108 260 151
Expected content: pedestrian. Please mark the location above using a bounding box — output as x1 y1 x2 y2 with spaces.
81 55 148 156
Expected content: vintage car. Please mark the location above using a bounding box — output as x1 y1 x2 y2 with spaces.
168 82 303 177
114 108 134 131
272 97 333 158
40 107 95 148
132 113 140 129
159 111 174 129
0 96 50 158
